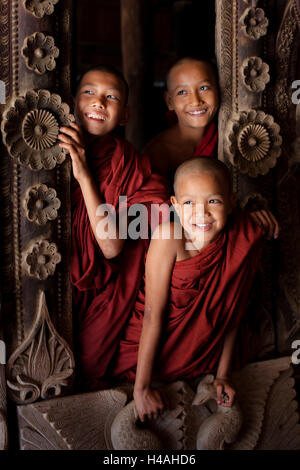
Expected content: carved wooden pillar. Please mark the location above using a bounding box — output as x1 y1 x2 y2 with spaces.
216 0 285 361
0 0 74 435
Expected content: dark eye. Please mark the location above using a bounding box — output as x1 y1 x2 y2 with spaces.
83 89 93 95
107 94 119 100
200 85 209 91
209 199 221 204
183 200 192 205
177 90 187 96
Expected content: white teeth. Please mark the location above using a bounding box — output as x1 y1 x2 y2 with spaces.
195 223 211 227
189 110 206 115
87 113 105 121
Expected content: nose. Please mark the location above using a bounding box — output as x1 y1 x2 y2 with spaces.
190 90 204 106
194 202 210 219
92 95 106 109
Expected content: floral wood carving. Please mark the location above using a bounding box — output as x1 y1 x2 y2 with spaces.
23 0 59 18
22 33 59 75
240 7 268 40
1 89 74 171
226 110 282 177
7 291 74 405
25 240 61 280
24 184 61 226
241 57 270 92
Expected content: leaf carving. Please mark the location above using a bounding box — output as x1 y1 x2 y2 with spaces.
7 291 75 404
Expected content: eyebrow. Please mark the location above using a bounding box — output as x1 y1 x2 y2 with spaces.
174 79 213 90
181 193 224 198
80 84 121 93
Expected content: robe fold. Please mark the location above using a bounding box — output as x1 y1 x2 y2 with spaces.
71 133 169 389
192 121 218 158
111 211 264 383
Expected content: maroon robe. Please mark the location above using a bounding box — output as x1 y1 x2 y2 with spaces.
71 133 169 390
111 211 264 383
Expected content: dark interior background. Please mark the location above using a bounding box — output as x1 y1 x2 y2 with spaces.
74 0 215 146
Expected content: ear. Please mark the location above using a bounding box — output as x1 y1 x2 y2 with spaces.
164 90 174 111
170 195 181 217
119 105 130 127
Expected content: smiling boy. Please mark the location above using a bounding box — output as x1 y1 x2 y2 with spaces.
111 157 265 421
58 65 168 390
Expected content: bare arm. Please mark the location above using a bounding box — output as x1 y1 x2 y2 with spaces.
59 122 125 259
133 225 177 421
214 326 239 407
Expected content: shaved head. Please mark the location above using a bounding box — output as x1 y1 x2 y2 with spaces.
173 157 232 197
166 57 218 92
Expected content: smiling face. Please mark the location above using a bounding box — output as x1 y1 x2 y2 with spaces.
165 60 219 132
171 170 233 251
75 70 128 137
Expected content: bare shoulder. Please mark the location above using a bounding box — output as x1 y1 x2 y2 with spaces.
150 222 183 258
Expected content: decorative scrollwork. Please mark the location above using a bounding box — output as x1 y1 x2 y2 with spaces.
240 7 268 40
22 32 59 75
25 240 61 280
241 57 270 92
23 0 59 18
7 291 74 405
1 89 74 170
24 184 61 226
226 110 282 177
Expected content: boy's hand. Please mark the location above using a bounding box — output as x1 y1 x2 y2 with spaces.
249 209 280 240
58 122 90 182
133 387 166 422
213 377 236 407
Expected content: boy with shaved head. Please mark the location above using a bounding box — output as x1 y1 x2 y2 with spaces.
111 157 265 421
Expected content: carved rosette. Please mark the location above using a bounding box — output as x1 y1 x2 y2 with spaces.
22 33 59 75
226 110 282 177
7 291 74 405
1 89 74 170
24 184 61 226
240 7 268 40
23 0 59 18
241 57 270 92
25 240 61 280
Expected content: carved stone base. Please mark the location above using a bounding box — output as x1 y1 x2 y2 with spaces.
17 357 300 450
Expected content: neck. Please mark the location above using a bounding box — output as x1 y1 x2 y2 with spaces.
176 124 207 152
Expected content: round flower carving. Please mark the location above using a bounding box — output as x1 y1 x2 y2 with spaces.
25 240 61 280
240 7 268 40
241 57 270 92
1 89 74 171
23 0 59 18
227 110 282 177
24 184 61 226
22 33 59 75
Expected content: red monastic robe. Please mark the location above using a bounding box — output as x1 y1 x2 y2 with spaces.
193 121 218 158
71 133 169 390
111 211 264 383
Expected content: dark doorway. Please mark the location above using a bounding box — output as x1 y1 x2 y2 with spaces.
74 0 216 147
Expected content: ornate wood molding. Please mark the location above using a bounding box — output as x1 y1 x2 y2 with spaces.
7 290 74 405
16 357 300 450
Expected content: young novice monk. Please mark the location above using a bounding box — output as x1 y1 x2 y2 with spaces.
144 57 279 239
58 65 168 391
111 157 265 421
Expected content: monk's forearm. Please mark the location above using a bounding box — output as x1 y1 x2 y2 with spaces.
134 315 163 391
216 327 238 379
78 172 125 259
